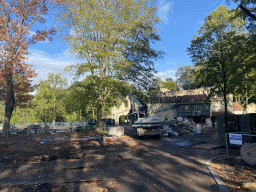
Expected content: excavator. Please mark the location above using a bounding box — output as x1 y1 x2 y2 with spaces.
128 92 162 139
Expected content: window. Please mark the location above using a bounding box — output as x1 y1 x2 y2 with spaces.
194 105 200 112
179 105 183 112
185 105 191 112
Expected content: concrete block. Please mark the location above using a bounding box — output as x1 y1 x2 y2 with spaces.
108 126 124 137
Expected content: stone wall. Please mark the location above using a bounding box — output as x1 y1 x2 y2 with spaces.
247 103 256 114
158 87 233 114
210 97 233 113
107 87 235 124
105 97 131 124
159 87 211 97
148 103 176 122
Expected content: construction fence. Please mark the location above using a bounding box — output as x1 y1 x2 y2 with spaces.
0 122 89 137
9 122 88 129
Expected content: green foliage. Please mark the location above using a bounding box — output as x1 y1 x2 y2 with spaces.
9 74 140 124
228 0 256 33
59 0 162 129
162 80 177 91
32 73 68 122
175 66 197 90
187 5 248 114
146 77 162 97
232 67 256 106
11 106 39 125
65 76 132 120
165 77 173 82
59 0 162 88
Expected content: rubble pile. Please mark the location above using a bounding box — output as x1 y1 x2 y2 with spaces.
162 117 214 136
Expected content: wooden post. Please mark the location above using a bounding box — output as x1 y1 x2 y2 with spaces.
225 133 229 156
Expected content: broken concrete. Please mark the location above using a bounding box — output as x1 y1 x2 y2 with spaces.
162 117 214 136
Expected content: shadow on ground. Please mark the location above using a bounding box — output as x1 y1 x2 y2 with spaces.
0 126 221 192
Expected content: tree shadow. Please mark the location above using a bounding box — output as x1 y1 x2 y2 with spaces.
0 129 222 191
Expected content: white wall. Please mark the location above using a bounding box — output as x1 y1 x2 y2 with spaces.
247 103 256 114
105 97 130 124
210 96 233 113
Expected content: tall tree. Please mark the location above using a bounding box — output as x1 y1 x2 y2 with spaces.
59 0 162 130
175 66 197 90
0 0 59 138
65 76 132 121
228 0 256 31
33 73 68 123
187 5 247 122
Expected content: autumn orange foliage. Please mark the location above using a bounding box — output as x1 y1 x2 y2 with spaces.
0 0 62 137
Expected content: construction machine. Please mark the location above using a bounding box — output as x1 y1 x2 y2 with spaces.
128 92 162 139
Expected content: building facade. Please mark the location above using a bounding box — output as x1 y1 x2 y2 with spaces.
106 87 241 125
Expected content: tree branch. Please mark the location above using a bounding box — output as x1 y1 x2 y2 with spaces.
239 4 256 21
0 1 10 42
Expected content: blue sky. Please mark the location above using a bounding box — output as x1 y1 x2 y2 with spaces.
26 0 239 86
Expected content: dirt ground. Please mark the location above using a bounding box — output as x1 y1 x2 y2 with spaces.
1 131 255 192
0 133 137 165
0 133 138 192
211 155 256 192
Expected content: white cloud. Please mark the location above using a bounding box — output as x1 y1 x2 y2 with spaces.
28 30 36 37
158 1 173 24
155 69 177 81
26 49 79 85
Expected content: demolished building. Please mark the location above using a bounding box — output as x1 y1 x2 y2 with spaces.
106 87 243 126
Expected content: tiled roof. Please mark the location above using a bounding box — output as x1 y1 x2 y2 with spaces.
233 102 245 111
176 94 209 104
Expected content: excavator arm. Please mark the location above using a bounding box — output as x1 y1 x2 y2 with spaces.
128 92 148 116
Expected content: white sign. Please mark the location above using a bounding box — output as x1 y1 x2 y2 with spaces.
229 134 242 145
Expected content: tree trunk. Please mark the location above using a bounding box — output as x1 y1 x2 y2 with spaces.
95 95 103 132
223 74 228 132
2 73 15 138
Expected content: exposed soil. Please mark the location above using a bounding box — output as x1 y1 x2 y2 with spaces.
0 133 135 191
211 155 256 192
2 132 255 192
0 134 135 166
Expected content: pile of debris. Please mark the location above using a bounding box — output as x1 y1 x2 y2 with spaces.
162 117 214 136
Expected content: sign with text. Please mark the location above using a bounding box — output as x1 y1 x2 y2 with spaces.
229 134 242 145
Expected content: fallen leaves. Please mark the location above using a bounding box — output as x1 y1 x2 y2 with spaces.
211 157 256 192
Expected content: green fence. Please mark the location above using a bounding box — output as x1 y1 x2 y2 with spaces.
217 113 256 145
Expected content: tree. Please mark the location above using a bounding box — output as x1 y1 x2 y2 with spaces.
165 77 173 82
229 1 256 20
65 76 132 121
227 0 256 34
175 66 197 90
146 77 162 98
9 105 39 125
146 77 177 92
59 0 162 130
33 73 68 123
65 77 97 121
0 0 60 138
187 5 248 121
163 80 177 91
232 66 256 108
